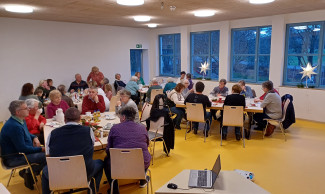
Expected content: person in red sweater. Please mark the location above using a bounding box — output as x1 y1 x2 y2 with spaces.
82 86 106 114
25 99 46 144
87 66 104 88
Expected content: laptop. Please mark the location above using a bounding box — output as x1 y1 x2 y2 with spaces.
188 155 221 188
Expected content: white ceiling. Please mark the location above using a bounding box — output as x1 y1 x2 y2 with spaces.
1 0 325 28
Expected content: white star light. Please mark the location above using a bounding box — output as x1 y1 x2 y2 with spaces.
300 63 317 80
199 61 210 75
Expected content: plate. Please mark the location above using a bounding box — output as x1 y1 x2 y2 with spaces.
105 116 116 120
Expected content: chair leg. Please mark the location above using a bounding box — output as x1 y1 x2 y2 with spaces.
280 123 287 142
220 125 223 146
92 177 97 194
263 122 268 139
162 140 169 156
204 122 206 143
242 127 245 148
148 169 153 194
111 179 116 194
12 169 16 177
185 121 188 140
6 169 15 187
151 140 156 165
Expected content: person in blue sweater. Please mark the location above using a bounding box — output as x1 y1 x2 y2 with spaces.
42 107 104 194
163 77 176 94
0 100 46 190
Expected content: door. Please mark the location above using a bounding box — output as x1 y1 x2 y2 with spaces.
130 49 143 76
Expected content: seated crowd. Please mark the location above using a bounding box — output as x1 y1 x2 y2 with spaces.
0 67 286 193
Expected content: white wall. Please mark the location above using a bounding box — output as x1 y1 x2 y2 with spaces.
150 9 325 123
0 17 150 121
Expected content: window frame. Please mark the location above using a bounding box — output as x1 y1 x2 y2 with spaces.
230 26 272 83
190 30 220 80
158 33 181 77
283 21 325 88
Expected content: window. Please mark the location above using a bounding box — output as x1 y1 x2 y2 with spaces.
159 34 181 77
130 49 142 76
284 22 325 88
231 26 272 83
190 31 220 80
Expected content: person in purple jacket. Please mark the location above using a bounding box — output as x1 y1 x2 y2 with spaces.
104 106 151 194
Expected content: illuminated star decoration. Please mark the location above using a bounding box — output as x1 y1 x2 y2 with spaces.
199 61 210 75
300 63 317 80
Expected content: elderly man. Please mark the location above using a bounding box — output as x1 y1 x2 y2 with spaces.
42 107 104 194
104 106 151 194
116 89 140 123
209 79 229 120
0 100 46 190
81 86 106 114
146 78 162 103
238 80 254 98
58 84 74 107
68 73 89 93
182 79 194 99
25 99 46 144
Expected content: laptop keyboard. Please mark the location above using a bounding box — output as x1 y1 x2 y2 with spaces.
197 171 208 186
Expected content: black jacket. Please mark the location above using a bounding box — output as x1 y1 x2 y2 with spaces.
281 94 295 129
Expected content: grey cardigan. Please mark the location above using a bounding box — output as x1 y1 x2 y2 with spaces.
261 92 282 119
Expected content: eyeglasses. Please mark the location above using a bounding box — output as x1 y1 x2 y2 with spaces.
18 107 29 111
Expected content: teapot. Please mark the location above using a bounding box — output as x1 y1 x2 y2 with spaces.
56 108 65 124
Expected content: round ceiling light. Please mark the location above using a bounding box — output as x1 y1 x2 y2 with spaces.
148 24 157 28
194 10 216 17
249 0 275 4
134 16 151 22
117 0 144 6
4 5 34 13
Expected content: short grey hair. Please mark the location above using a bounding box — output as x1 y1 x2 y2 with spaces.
118 106 136 121
151 78 158 84
57 84 66 95
25 99 39 109
89 86 98 92
131 76 138 81
119 89 131 97
9 100 25 116
167 77 174 83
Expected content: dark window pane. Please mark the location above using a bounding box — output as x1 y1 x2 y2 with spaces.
232 56 256 80
130 49 142 76
258 56 270 82
233 29 256 54
288 24 321 54
211 31 220 55
285 55 318 84
320 57 325 86
160 56 174 75
160 35 174 55
191 56 209 79
259 27 272 54
211 56 219 80
175 56 181 74
192 33 209 55
175 34 181 56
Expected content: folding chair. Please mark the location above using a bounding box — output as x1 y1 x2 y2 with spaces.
109 148 153 194
0 145 40 193
185 103 211 142
140 102 152 123
148 117 169 165
263 98 290 141
109 96 119 112
46 155 96 194
150 89 163 104
221 106 245 148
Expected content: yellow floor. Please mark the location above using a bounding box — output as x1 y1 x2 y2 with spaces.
1 119 325 194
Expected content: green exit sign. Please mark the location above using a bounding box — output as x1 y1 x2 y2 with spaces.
136 44 142 48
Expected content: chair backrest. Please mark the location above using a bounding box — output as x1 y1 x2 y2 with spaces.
109 148 146 180
251 89 257 98
281 99 291 122
140 102 152 122
222 106 244 127
150 89 163 104
186 103 205 123
46 155 89 190
149 117 164 135
109 96 119 112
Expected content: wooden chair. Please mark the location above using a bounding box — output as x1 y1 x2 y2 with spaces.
0 146 40 193
150 89 163 104
109 148 153 194
263 98 290 141
221 106 245 148
148 117 169 165
185 103 211 142
46 155 96 194
140 102 152 123
109 96 119 112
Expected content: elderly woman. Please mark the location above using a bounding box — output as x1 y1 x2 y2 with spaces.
87 66 104 87
46 90 69 119
253 81 282 136
25 99 46 144
163 77 176 94
146 78 162 103
135 72 145 85
57 85 74 107
36 80 50 99
116 90 139 123
181 79 194 99
113 73 126 93
167 83 186 129
125 76 140 104
19 83 39 101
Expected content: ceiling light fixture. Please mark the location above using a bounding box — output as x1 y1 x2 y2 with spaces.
194 10 216 17
117 0 144 6
4 5 34 13
134 16 151 22
249 0 275 4
148 24 157 28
